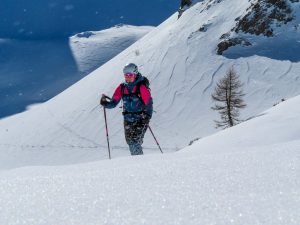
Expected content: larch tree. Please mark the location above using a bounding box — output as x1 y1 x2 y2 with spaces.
211 67 246 129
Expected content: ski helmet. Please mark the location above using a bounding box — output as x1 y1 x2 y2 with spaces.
123 63 138 74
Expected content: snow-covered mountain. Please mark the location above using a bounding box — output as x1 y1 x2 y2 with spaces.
0 25 152 118
0 0 300 167
0 0 300 224
70 25 153 74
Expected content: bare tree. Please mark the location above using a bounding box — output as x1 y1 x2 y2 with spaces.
211 67 246 129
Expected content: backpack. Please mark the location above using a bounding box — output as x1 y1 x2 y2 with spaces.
121 75 151 103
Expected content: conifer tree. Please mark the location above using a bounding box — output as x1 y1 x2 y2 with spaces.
211 67 246 129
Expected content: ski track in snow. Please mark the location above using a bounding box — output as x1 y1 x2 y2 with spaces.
263 67 269 76
46 108 101 147
147 51 157 64
203 63 224 94
246 61 250 73
159 86 177 114
279 62 293 79
89 104 101 113
183 56 189 83
189 72 205 91
246 61 251 85
151 71 161 83
167 64 177 86
160 47 171 66
1 143 101 150
264 86 273 97
170 90 179 108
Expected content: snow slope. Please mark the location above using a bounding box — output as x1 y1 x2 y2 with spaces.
0 92 299 225
70 25 153 74
1 0 300 168
0 25 152 118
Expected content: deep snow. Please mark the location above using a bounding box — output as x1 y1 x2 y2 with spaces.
0 94 299 225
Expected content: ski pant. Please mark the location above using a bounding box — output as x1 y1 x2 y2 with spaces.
124 118 149 155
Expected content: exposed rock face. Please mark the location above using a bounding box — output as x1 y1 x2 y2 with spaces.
235 0 296 37
217 38 252 55
217 0 299 55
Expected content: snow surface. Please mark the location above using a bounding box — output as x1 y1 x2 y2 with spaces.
0 94 299 225
0 25 152 118
70 25 153 74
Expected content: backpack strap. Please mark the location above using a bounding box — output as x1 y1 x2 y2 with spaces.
121 83 139 98
136 77 150 94
121 80 149 105
135 81 142 97
121 83 125 97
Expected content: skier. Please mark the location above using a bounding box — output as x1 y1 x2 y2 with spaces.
100 63 153 155
178 0 193 19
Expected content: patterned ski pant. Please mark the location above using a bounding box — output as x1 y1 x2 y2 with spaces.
124 119 149 155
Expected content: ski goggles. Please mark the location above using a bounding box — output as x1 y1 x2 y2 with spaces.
124 73 137 78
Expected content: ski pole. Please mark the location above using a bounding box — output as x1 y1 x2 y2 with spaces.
148 125 163 154
102 104 111 160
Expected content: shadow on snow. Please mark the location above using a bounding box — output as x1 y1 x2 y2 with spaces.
223 38 300 63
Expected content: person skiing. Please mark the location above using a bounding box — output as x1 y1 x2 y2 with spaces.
100 63 153 155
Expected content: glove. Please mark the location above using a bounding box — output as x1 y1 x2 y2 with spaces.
100 95 110 106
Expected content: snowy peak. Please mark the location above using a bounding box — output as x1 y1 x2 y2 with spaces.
69 25 153 74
